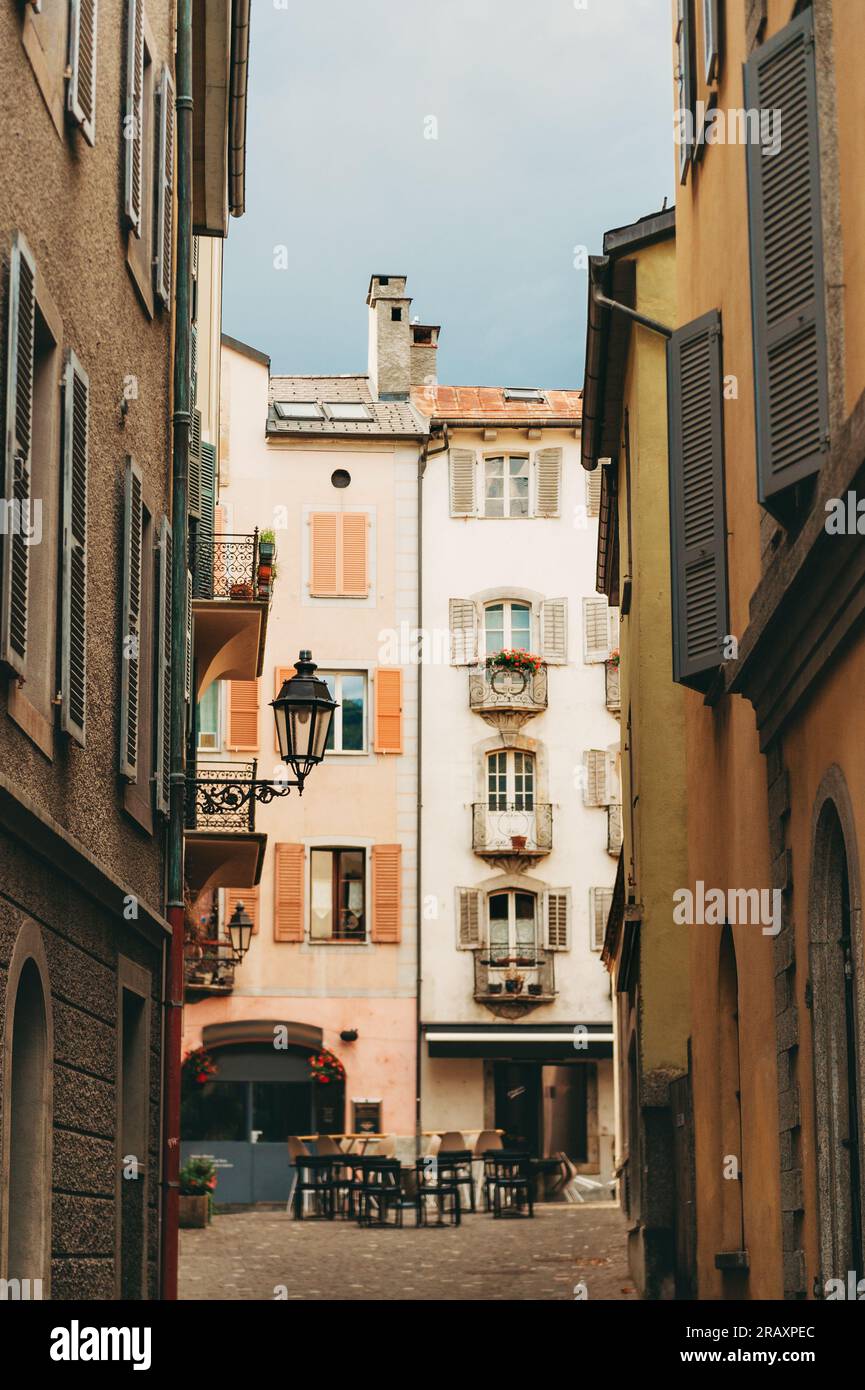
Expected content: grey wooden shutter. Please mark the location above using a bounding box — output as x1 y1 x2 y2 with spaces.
193 441 216 597
586 466 602 518
119 458 143 780
668 310 729 689
582 596 610 662
456 888 483 949
583 750 609 807
185 568 192 705
541 598 568 662
676 0 695 184
188 408 202 517
449 598 478 664
744 9 828 518
60 351 89 746
67 0 98 146
449 449 477 516
155 65 175 305
534 448 561 516
702 0 719 82
155 516 171 815
544 891 570 951
124 0 144 235
1 234 36 677
590 887 613 951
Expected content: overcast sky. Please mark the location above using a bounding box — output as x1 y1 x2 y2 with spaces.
222 0 675 388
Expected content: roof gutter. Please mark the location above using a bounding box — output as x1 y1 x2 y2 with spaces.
228 0 250 217
424 418 581 431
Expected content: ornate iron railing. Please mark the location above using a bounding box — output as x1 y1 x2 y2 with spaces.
607 803 623 855
190 530 259 600
469 663 548 714
605 659 621 712
472 802 553 854
474 949 556 1001
186 761 258 832
184 939 236 994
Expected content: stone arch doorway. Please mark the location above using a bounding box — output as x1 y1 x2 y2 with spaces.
809 770 865 1286
718 924 747 1289
1 924 53 1292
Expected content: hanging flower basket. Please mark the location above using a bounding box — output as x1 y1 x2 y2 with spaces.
309 1049 346 1086
608 648 620 669
182 1046 218 1089
485 648 542 676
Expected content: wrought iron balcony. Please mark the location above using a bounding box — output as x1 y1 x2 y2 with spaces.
190 529 263 601
474 949 556 1005
184 938 236 995
186 761 258 832
605 659 621 714
472 802 553 859
468 662 547 730
607 803 623 855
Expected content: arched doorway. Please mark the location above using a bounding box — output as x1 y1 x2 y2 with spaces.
809 781 865 1286
2 935 53 1291
718 925 747 1287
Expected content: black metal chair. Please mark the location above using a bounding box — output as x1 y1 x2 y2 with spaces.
436 1148 476 1212
356 1158 412 1227
488 1151 535 1218
292 1152 341 1220
415 1156 461 1227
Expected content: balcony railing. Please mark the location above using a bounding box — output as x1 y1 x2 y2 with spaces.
184 938 236 994
605 659 621 713
186 761 257 832
472 802 553 856
468 663 548 718
607 803 623 855
474 949 556 1003
190 530 260 600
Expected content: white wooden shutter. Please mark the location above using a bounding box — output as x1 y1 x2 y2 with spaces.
540 598 568 663
449 449 477 516
119 459 143 780
456 888 483 949
583 750 609 807
67 0 98 147
449 598 478 665
583 596 611 662
590 887 613 951
586 466 602 518
155 65 175 305
609 606 620 653
544 891 570 951
1 234 36 677
123 0 144 235
155 516 171 815
60 351 89 747
534 448 561 516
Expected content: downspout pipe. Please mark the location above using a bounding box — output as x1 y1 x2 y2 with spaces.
162 0 193 1303
591 286 673 340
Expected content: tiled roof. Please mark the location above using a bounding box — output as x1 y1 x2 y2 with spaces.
266 375 428 437
411 385 583 423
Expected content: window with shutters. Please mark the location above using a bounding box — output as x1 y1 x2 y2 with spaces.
487 891 538 966
123 0 146 234
309 512 369 597
540 597 568 663
449 598 479 665
483 601 532 656
583 748 617 807
449 448 477 516
590 887 613 952
583 596 613 663
371 844 401 943
456 888 483 949
227 679 259 751
373 667 402 754
121 496 156 831
273 843 304 942
533 448 562 516
59 351 89 747
197 680 220 752
154 64 175 306
310 849 366 943
586 466 602 518
67 0 98 145
675 0 696 184
20 1 70 138
483 455 529 517
317 671 367 753
545 890 570 951
744 8 828 521
125 17 157 314
667 310 729 688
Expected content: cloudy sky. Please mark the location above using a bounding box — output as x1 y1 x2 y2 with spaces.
222 0 675 388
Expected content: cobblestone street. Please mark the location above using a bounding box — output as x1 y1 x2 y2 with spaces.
180 1202 636 1301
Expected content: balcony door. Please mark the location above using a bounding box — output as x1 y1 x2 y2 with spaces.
488 890 538 968
484 601 532 657
486 750 536 848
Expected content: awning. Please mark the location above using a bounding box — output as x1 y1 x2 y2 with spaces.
423 1023 613 1061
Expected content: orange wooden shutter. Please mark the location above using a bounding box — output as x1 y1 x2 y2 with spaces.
224 884 259 936
374 668 402 753
274 843 305 942
273 665 296 753
310 513 338 595
227 678 259 750
215 504 227 536
340 513 368 596
371 845 401 943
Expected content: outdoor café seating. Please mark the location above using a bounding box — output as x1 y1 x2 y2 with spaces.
415 1155 461 1227
487 1151 535 1219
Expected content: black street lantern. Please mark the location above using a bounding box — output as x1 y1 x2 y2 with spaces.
227 901 255 963
271 651 338 789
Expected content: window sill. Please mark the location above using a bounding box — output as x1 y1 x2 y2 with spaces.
309 938 369 947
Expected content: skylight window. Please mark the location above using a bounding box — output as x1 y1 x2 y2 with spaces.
274 401 323 420
503 387 546 403
325 403 373 422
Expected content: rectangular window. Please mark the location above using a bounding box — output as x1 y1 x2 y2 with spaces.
197 680 220 751
274 401 323 420
320 671 367 753
484 455 529 518
310 849 366 942
488 891 538 967
309 512 368 597
484 601 532 654
325 402 372 422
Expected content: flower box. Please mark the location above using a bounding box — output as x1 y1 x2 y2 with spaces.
485 648 542 676
179 1195 210 1229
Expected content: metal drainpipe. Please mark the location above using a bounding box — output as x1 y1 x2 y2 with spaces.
161 0 193 1303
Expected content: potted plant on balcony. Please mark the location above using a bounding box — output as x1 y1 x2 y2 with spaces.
485 648 542 676
257 529 278 597
179 1157 217 1228
510 834 528 852
504 969 524 995
487 980 503 995
229 581 254 600
527 982 543 996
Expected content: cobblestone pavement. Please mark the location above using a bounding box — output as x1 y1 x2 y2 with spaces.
180 1202 637 1301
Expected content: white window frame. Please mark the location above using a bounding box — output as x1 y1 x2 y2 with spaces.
309 844 369 945
274 400 323 420
196 680 221 752
482 453 531 519
486 749 535 812
319 669 368 755
482 599 534 656
486 889 540 965
324 402 372 422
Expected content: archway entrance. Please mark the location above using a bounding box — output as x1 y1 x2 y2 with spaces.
718 925 746 1290
810 795 865 1285
6 959 50 1285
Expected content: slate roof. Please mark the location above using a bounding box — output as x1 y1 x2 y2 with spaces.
411 385 583 424
266 375 429 438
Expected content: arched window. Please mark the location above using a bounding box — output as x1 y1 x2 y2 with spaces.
487 890 538 966
487 749 535 811
484 601 532 655
718 926 745 1268
7 958 50 1286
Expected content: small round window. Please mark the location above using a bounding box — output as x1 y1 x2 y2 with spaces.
331 469 351 489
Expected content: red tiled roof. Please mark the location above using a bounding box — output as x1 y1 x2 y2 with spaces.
411 385 583 422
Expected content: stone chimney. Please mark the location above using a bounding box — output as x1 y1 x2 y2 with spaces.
410 322 440 389
367 275 411 399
